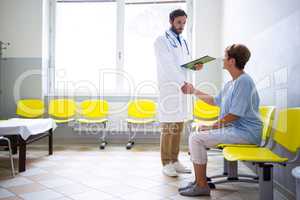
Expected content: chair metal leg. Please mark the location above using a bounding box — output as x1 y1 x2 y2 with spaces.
258 163 273 200
100 140 107 149
126 124 135 150
0 137 15 176
208 158 258 183
238 173 259 179
208 160 259 189
227 161 238 180
99 123 108 150
210 178 258 185
223 158 229 175
7 138 15 176
208 158 229 180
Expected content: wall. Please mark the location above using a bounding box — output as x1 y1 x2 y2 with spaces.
222 0 300 197
0 0 44 118
193 0 223 95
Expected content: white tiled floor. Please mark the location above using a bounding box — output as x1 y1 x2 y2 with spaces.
0 144 289 200
19 189 64 200
0 188 15 199
0 178 34 188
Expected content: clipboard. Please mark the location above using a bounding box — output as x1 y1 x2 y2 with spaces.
181 55 216 70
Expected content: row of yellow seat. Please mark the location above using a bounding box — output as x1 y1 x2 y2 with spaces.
16 98 221 123
16 98 157 123
16 98 158 149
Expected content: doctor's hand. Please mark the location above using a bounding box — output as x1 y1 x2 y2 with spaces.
194 63 203 71
181 82 194 94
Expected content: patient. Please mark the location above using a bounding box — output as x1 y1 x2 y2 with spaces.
179 44 262 196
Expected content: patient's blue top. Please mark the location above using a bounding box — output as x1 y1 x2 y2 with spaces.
214 73 263 145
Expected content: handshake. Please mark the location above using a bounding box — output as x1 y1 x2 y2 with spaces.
181 63 203 94
181 82 195 94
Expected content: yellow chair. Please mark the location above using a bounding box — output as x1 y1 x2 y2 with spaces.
16 99 45 118
208 106 276 187
126 99 157 149
217 106 276 149
48 99 76 123
77 99 109 149
193 99 220 125
223 108 300 200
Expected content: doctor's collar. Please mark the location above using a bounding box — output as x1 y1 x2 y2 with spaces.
169 28 181 37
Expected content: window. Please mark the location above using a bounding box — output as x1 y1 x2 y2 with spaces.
52 0 190 96
124 1 187 95
55 1 117 95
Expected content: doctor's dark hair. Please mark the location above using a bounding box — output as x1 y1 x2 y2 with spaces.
169 9 187 22
226 44 251 70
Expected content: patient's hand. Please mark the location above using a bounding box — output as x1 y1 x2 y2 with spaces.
181 82 194 94
198 123 222 131
198 125 213 132
194 63 203 71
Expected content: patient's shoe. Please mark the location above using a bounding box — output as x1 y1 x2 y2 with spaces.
162 163 178 177
179 184 211 197
173 161 192 173
178 181 196 192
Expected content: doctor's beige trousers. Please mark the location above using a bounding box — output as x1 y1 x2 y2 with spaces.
160 122 184 166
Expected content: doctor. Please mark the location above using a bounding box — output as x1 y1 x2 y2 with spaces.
154 9 202 177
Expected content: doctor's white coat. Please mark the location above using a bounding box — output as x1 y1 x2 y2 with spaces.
154 30 193 122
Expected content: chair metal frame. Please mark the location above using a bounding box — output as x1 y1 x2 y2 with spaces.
0 136 15 176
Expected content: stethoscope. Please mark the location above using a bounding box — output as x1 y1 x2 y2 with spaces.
165 31 190 55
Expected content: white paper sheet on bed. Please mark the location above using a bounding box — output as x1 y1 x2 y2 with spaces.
0 118 57 140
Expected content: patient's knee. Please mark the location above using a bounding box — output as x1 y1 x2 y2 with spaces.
189 131 205 146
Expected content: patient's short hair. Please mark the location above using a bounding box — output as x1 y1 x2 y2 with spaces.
226 44 251 70
169 9 187 22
